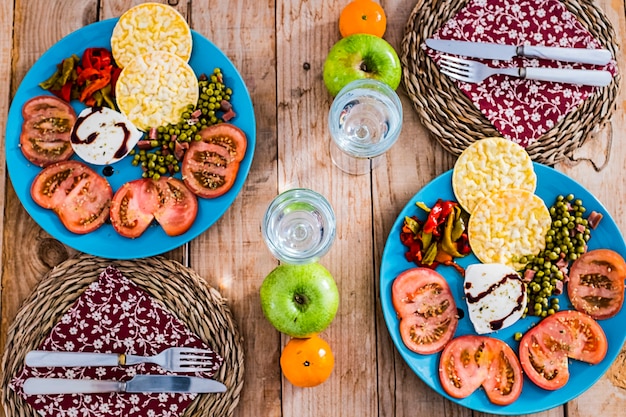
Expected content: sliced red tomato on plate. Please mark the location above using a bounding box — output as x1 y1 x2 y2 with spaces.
391 268 458 355
439 335 523 406
153 176 198 237
31 160 112 234
110 178 159 238
182 123 247 198
20 95 76 167
568 249 626 320
519 310 608 391
110 177 198 238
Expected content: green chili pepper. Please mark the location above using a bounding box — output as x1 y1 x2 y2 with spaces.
422 241 438 265
415 201 431 213
441 211 465 258
451 206 466 241
39 54 80 91
404 216 421 235
421 231 433 250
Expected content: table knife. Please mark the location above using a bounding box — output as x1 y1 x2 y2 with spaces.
22 375 227 395
425 38 612 66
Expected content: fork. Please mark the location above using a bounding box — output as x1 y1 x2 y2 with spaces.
438 55 612 87
25 347 217 372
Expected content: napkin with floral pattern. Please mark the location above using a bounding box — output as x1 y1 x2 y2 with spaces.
10 265 223 417
426 0 617 147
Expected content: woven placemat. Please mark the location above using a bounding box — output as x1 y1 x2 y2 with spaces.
1 253 244 417
401 0 621 165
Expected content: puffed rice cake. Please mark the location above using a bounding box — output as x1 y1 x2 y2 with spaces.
468 189 551 268
115 51 198 131
452 137 537 214
111 2 192 68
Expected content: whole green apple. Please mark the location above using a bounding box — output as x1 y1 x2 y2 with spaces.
323 33 402 97
260 263 339 338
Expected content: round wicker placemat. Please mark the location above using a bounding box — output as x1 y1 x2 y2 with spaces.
1 253 244 417
401 0 621 165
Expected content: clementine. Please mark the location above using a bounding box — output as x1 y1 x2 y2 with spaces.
339 0 387 38
279 335 335 387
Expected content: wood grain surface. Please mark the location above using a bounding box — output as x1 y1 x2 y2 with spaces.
1 1 625 417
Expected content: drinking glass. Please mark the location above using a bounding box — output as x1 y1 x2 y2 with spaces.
328 78 403 175
262 188 336 265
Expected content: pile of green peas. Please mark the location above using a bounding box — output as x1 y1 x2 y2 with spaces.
129 68 233 180
520 193 591 318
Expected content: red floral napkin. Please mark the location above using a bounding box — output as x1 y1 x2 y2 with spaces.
10 265 223 417
426 0 617 147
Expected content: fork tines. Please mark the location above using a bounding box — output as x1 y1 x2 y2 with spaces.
177 348 216 370
438 55 471 80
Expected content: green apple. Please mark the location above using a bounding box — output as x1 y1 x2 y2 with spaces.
323 33 402 97
260 263 339 338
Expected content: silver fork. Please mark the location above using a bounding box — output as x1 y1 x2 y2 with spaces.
438 55 612 87
25 347 217 372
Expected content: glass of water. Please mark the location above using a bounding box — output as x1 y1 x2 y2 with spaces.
262 188 336 265
328 78 403 175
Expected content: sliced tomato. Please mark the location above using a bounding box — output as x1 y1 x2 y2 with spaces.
391 268 458 355
110 179 159 238
439 335 523 405
519 310 608 391
20 95 76 167
153 176 198 236
31 160 112 234
182 123 247 198
481 338 524 405
568 249 626 320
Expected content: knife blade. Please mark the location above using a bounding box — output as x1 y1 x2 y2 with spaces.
22 375 227 395
425 38 612 66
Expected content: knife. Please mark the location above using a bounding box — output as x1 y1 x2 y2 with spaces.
425 38 612 66
22 375 227 395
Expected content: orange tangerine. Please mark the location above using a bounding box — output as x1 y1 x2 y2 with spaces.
339 0 387 38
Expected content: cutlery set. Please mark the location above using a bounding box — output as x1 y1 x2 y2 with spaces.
426 38 613 86
23 347 226 395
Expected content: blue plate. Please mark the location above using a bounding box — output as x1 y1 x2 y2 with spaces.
380 163 626 415
5 19 256 259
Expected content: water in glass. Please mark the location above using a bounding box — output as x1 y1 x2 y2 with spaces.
329 78 402 175
262 188 336 264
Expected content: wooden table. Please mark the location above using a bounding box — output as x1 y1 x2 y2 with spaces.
1 1 625 416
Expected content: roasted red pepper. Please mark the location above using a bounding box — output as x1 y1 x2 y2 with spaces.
400 199 469 274
422 199 456 234
39 48 119 108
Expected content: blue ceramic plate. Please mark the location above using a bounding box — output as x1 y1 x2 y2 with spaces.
380 163 626 415
5 19 256 259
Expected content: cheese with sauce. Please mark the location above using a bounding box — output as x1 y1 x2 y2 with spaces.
70 107 143 165
464 263 527 334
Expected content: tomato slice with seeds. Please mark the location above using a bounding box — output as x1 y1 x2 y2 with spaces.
20 95 76 167
110 179 159 238
110 177 198 238
439 335 523 405
391 268 458 355
182 123 247 198
568 249 626 320
519 310 608 391
31 160 112 234
153 176 198 237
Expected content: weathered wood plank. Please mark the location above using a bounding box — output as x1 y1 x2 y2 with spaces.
274 1 378 416
555 1 626 416
186 1 281 416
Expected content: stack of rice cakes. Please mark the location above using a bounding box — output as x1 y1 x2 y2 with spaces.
452 137 551 269
112 3 198 131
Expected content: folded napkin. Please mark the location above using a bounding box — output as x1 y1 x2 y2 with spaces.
426 0 617 147
10 265 223 417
